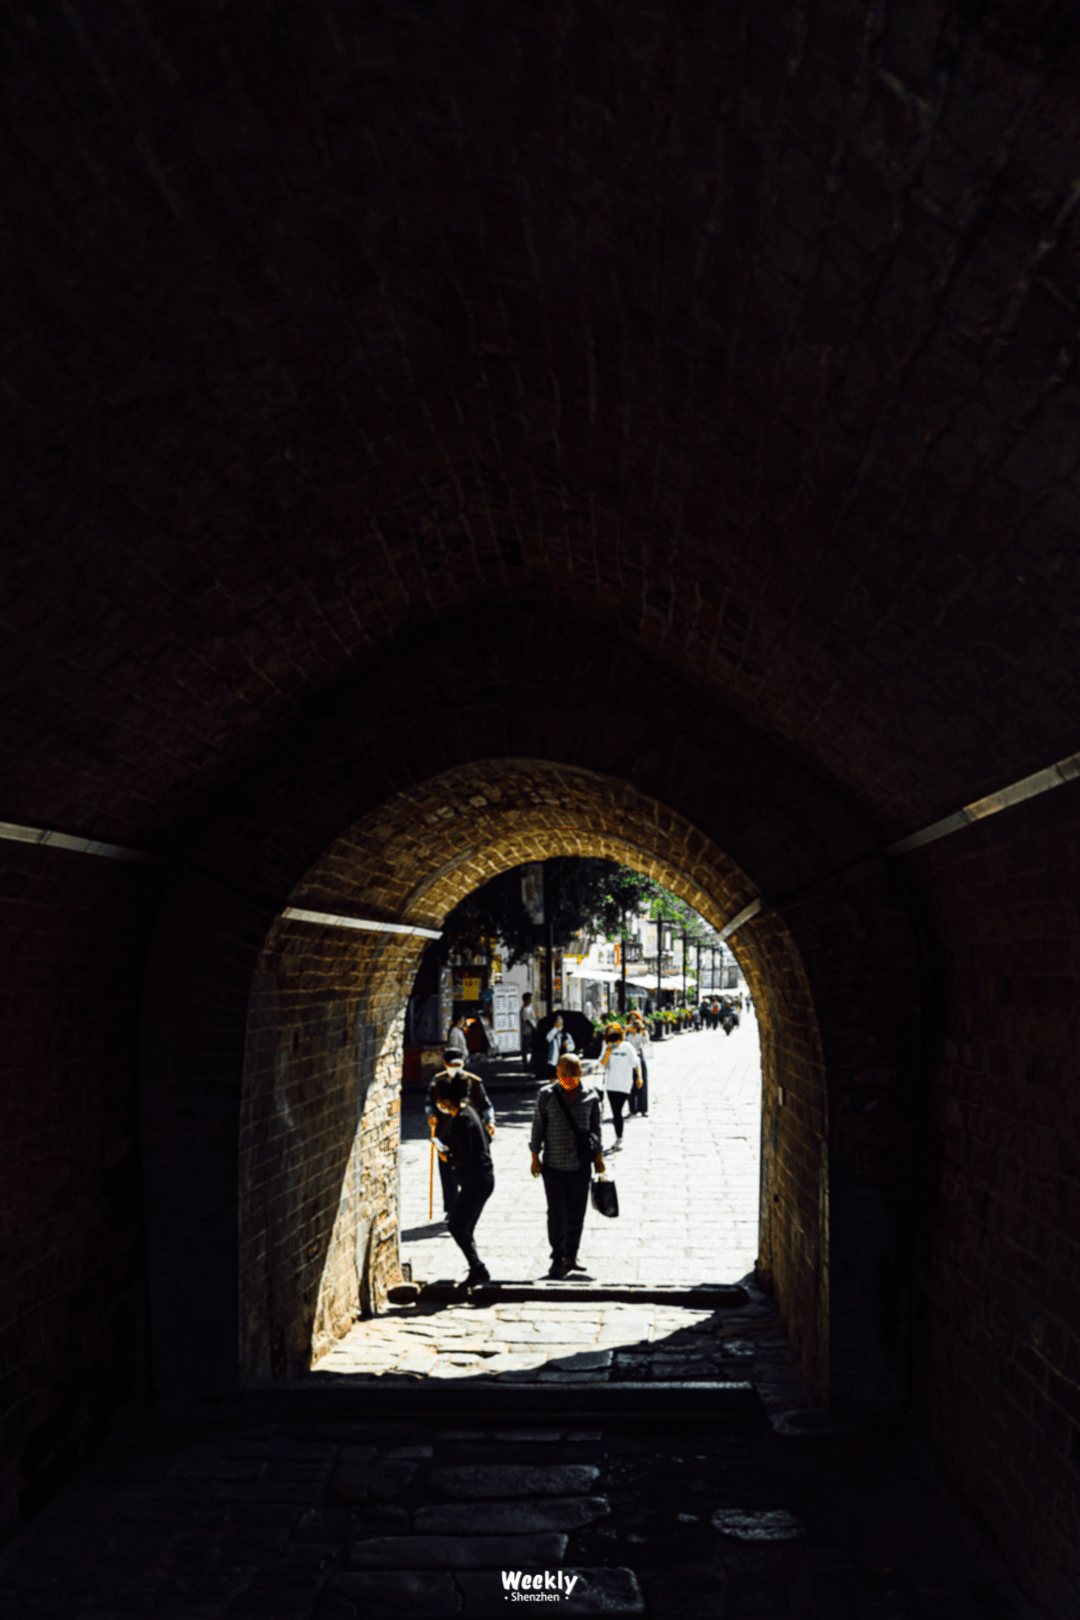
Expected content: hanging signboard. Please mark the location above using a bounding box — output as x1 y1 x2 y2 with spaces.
521 863 544 925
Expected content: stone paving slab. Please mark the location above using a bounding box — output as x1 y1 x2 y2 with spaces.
429 1463 601 1497
415 1498 610 1534
347 1532 569 1569
310 1286 774 1387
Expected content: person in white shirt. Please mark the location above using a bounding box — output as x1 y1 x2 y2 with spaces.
624 1011 651 1117
598 1023 641 1151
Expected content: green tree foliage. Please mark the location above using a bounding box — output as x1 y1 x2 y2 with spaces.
439 858 718 965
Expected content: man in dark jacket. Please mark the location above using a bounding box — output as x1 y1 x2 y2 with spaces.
426 1050 495 1219
432 1072 495 1286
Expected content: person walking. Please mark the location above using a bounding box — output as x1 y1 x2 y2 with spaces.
529 1054 605 1278
425 1049 495 1220
599 1023 640 1151
432 1071 495 1286
625 1010 651 1117
520 991 538 1070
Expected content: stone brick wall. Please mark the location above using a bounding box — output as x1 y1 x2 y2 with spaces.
748 907 830 1408
239 922 417 1382
4 2 1080 872
0 844 158 1537
909 781 1080 1618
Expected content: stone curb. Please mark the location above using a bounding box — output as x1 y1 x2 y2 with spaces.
416 1282 752 1307
237 1380 767 1428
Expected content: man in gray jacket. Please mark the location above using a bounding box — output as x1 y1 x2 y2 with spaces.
529 1055 605 1278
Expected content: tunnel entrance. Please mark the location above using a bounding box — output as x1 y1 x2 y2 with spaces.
232 761 824 1396
140 731 920 1421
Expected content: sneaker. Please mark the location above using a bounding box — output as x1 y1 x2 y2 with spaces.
566 1256 587 1272
546 1261 570 1279
466 1265 490 1287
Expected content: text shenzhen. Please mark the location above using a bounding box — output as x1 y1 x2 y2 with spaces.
502 1570 581 1602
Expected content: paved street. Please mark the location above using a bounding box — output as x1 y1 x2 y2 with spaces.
397 1020 761 1289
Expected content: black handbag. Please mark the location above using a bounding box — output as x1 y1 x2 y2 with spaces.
590 1176 619 1218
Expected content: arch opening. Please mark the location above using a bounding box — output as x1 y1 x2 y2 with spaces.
236 760 829 1399
395 861 766 1300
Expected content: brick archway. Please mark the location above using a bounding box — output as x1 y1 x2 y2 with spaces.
137 631 923 1413
237 760 821 1391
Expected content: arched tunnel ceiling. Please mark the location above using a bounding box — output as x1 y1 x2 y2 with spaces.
4 2 1080 844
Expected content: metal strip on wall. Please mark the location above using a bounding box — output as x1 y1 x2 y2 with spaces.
279 906 442 939
0 818 165 865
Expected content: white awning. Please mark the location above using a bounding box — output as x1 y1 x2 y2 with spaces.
565 964 621 982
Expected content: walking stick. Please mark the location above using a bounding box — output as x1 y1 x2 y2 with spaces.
429 1135 435 1221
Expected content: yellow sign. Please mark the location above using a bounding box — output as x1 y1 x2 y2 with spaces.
460 976 482 1001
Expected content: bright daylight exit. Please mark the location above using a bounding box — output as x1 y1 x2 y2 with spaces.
400 858 761 1291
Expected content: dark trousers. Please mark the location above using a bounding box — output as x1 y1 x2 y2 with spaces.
541 1164 591 1263
608 1090 629 1138
629 1057 649 1115
448 1171 494 1272
437 1152 458 1217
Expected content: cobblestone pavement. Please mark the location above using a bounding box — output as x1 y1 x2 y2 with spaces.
398 1022 761 1288
0 1391 1041 1618
309 1275 791 1389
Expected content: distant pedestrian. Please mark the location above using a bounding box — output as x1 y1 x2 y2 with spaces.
446 1014 469 1058
625 1011 651 1117
426 1050 495 1219
599 1023 640 1150
529 1054 605 1278
543 1012 575 1079
520 991 538 1069
433 1071 494 1286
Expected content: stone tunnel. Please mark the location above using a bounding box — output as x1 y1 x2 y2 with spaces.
1 2 1079 1614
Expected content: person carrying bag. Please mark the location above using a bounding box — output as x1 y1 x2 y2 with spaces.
550 1082 619 1220
529 1054 607 1278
